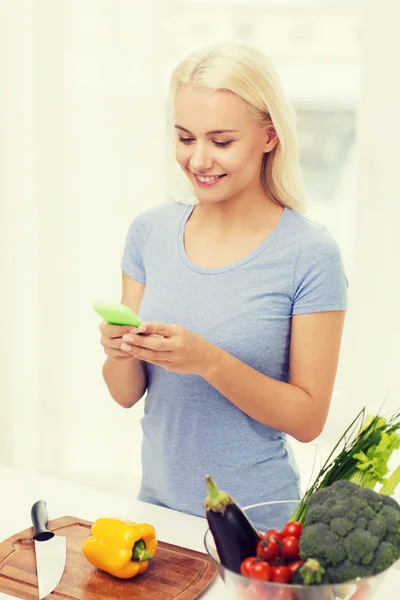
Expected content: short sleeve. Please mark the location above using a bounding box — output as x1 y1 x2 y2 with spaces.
292 233 348 315
120 212 151 284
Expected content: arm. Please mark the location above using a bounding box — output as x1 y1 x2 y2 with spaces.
102 272 148 408
201 310 346 443
121 310 346 440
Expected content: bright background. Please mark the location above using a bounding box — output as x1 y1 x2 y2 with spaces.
1 0 399 499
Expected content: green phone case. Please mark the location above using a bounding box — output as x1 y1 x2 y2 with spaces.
92 301 143 327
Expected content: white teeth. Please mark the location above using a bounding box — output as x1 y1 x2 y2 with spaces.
197 175 222 182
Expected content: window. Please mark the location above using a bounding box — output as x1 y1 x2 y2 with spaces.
164 1 364 252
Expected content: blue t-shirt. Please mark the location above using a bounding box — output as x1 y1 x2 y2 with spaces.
121 201 348 529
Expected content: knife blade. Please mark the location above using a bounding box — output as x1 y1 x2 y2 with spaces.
31 500 66 599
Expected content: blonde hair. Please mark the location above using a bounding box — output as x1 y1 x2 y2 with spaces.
167 42 308 214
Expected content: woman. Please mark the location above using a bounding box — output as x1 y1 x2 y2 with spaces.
99 43 348 526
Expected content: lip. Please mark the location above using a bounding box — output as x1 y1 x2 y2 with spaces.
191 172 227 188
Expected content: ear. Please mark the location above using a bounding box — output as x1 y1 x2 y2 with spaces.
264 127 279 153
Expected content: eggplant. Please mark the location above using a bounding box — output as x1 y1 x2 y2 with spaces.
204 474 260 575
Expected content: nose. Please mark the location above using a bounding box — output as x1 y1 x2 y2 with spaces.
188 142 213 173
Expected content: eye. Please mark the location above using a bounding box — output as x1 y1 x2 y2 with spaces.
177 136 233 148
177 136 194 145
212 140 232 148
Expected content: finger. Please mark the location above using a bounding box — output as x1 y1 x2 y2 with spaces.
99 321 139 339
137 322 177 337
100 334 131 351
121 333 172 351
105 347 134 359
128 347 172 365
127 327 157 336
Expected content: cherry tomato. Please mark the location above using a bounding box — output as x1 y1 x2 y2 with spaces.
287 559 304 579
244 581 272 599
281 521 303 539
271 564 292 584
282 536 300 561
248 560 272 581
257 534 282 561
264 528 284 541
241 557 257 577
241 557 271 581
236 582 259 600
275 589 295 600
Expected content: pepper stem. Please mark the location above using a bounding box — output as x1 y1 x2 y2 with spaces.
132 539 153 562
205 474 232 512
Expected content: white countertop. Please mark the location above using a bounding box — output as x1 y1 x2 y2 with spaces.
0 464 399 599
0 463 225 599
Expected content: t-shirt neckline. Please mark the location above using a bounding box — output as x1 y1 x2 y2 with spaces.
178 203 289 275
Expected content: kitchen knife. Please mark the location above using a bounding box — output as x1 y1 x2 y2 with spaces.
31 500 66 599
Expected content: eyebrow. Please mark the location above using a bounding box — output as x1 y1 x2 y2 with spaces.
175 125 239 135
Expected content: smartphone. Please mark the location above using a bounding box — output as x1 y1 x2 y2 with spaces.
92 301 143 327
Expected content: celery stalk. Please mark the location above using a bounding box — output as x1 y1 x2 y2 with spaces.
379 464 400 496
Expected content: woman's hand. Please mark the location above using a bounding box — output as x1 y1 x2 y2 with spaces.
99 322 141 362
120 322 216 375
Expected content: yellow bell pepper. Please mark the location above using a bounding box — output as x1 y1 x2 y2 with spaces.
82 518 157 579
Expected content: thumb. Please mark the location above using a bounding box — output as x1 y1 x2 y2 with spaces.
138 322 174 337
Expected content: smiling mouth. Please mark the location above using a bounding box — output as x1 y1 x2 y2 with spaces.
192 173 227 183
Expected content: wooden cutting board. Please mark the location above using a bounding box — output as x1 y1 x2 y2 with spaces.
0 516 216 600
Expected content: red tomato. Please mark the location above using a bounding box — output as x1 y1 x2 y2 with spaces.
275 589 295 600
257 534 282 561
248 560 272 581
240 557 257 577
287 559 304 579
264 528 284 541
281 521 303 539
271 564 292 584
240 557 272 581
244 581 272 600
282 536 300 561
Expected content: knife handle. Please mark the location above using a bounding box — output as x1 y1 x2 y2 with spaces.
31 500 54 542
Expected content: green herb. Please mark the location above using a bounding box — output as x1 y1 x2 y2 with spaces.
292 407 400 524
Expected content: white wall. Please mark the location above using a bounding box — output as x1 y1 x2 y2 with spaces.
1 0 166 495
1 0 39 468
1 0 399 499
343 0 400 420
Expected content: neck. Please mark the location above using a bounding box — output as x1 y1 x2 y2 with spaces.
193 188 284 233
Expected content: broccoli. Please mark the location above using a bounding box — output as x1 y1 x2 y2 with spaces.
292 558 326 585
298 480 400 584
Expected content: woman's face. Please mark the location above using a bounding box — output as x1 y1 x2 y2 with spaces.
174 85 278 204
